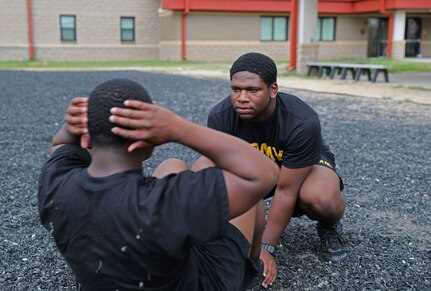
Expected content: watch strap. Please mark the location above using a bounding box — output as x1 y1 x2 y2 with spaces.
261 243 277 257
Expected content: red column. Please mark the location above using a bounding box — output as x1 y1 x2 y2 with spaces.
26 0 34 60
380 0 392 57
181 0 190 61
386 12 393 57
288 0 298 71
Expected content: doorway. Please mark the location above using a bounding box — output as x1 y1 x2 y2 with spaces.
405 17 422 57
367 18 388 57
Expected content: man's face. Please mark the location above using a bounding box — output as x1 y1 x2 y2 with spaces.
230 71 278 124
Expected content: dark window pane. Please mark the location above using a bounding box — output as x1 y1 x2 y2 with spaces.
273 17 287 41
260 17 273 41
60 15 76 41
121 17 135 41
260 16 288 41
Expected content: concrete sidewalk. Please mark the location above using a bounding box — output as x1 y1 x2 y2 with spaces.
277 72 431 105
389 72 431 90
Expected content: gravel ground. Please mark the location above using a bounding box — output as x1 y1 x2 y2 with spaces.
0 70 430 290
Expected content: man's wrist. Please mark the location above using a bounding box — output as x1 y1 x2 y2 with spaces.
261 243 277 257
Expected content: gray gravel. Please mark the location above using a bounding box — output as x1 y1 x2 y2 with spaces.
0 70 430 291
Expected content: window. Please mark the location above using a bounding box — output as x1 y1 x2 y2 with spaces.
60 15 76 41
260 16 288 41
316 17 336 41
121 17 135 42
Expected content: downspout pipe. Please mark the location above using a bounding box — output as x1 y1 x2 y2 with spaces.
288 0 298 71
380 0 393 57
26 0 34 60
181 0 190 61
386 14 394 57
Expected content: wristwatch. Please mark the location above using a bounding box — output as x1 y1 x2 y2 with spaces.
261 243 277 257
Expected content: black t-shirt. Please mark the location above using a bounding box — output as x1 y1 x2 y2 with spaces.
208 92 331 169
38 145 229 290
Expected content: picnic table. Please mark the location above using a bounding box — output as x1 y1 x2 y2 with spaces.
306 62 390 83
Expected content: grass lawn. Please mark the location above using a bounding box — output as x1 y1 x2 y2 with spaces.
0 58 429 74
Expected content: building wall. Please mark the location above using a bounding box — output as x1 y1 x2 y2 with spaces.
420 17 431 57
2 2 430 62
160 11 290 61
317 15 368 59
0 1 29 60
336 16 368 41
187 12 260 41
392 40 405 59
1 0 161 61
421 40 431 57
318 41 368 59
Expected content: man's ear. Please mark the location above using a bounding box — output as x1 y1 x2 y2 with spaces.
270 82 278 98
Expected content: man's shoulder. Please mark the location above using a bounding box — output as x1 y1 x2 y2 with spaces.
277 92 318 119
277 92 308 107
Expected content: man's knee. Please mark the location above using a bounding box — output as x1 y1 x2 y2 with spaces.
191 156 215 171
299 187 345 218
152 158 189 178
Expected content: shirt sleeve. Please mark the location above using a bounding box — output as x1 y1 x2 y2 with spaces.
282 116 322 168
207 97 231 131
207 109 219 129
38 145 91 229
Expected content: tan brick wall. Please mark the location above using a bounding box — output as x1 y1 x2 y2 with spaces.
35 45 159 61
0 1 29 60
160 41 290 61
186 12 262 41
159 12 370 62
160 11 290 61
297 43 319 74
421 17 431 41
160 10 182 41
336 16 368 41
160 11 288 41
3 3 429 62
1 0 161 61
421 40 431 57
318 41 367 59
392 40 405 60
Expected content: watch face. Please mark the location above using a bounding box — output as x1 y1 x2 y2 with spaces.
262 243 276 254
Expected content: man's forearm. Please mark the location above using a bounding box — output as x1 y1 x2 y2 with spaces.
49 123 81 153
176 119 278 185
262 192 298 246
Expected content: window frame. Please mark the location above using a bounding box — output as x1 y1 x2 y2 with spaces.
60 15 76 42
260 16 289 42
121 17 135 42
316 17 336 42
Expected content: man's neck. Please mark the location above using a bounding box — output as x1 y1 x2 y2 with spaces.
87 147 143 178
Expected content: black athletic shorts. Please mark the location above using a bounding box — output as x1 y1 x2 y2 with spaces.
192 223 256 290
264 151 344 217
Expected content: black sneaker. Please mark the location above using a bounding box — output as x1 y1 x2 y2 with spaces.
317 222 348 263
245 258 263 291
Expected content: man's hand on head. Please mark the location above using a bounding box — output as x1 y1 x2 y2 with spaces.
50 97 89 154
64 97 89 148
110 100 186 151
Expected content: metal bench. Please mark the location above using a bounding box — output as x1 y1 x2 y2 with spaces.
306 62 391 83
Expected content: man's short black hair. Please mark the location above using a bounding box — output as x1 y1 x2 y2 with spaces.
229 52 277 87
88 78 152 148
